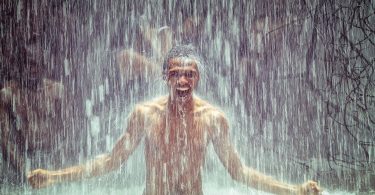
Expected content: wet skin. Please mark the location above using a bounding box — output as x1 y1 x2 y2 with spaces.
28 57 321 195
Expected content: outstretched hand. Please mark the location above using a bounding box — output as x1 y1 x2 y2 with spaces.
297 180 322 195
27 169 57 189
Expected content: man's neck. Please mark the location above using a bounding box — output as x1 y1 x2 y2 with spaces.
168 95 194 117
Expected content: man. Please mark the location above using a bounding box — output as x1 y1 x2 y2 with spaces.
28 45 321 195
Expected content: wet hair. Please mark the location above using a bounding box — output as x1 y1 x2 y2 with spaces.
162 44 204 79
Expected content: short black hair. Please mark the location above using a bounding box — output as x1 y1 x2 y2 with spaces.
162 44 204 79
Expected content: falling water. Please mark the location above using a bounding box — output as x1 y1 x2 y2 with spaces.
0 0 374 194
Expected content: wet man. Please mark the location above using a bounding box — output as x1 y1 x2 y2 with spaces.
28 45 321 195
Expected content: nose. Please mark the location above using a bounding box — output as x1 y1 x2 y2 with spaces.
177 75 189 85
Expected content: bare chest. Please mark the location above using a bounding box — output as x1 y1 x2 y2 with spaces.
144 115 210 163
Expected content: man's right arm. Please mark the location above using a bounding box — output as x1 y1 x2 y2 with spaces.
28 105 146 188
209 110 321 195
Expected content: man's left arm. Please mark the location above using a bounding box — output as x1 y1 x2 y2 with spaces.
209 111 321 195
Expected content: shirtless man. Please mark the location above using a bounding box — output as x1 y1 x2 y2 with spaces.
28 45 321 195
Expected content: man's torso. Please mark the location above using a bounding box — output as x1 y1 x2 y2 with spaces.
138 96 217 195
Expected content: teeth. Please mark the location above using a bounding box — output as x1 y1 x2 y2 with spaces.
177 87 189 91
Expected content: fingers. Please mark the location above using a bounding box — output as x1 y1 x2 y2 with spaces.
306 180 322 195
27 172 40 189
27 169 49 189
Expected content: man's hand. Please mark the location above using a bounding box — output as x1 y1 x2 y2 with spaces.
27 169 57 189
296 180 322 195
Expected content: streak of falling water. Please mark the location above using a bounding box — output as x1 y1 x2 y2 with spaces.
0 0 374 194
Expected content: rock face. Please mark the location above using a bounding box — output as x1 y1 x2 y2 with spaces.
0 0 374 192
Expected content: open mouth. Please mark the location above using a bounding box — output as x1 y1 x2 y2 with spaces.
176 87 191 97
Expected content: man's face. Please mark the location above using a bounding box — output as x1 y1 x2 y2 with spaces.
166 57 199 102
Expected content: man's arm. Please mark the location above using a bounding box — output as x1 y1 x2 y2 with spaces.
28 105 146 188
209 111 321 195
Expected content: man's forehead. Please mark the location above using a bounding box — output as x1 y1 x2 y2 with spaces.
168 57 199 68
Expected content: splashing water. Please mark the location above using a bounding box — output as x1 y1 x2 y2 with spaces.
1 0 374 194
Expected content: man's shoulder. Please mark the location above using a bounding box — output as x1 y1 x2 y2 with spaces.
193 96 225 118
193 97 228 136
135 96 168 113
